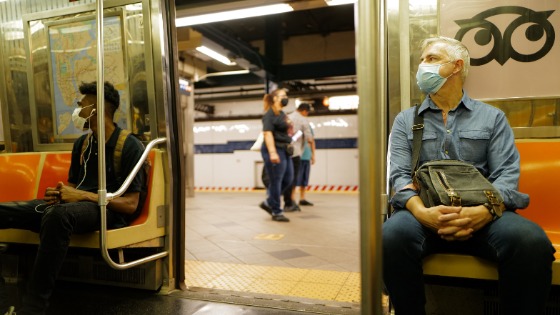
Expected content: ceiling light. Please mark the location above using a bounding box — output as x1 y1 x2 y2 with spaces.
328 95 359 110
176 4 294 27
196 46 236 66
325 0 357 6
196 70 250 82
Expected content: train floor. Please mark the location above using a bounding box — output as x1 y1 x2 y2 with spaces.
28 280 305 315
1 191 386 314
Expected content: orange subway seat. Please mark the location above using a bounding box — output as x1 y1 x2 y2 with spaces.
516 140 560 261
36 151 156 227
128 150 155 226
37 152 72 199
0 153 42 202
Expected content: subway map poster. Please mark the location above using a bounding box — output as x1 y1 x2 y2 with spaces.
47 15 128 138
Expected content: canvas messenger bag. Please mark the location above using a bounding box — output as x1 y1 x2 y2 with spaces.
410 106 505 216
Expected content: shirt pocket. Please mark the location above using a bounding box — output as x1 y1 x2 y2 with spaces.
407 131 439 161
458 130 490 163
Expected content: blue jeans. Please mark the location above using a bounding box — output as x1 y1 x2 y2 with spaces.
261 145 294 215
383 210 555 315
0 199 125 314
283 156 300 207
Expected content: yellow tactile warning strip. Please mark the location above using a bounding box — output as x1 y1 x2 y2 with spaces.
185 260 361 303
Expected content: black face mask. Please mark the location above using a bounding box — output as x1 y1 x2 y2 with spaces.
281 98 289 107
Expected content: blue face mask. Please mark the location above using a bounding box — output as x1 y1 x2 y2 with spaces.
416 62 453 94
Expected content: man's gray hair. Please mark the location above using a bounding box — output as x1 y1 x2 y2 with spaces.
421 36 470 81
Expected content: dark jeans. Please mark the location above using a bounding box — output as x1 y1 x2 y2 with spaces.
283 156 301 207
0 199 125 315
383 210 555 315
261 146 293 215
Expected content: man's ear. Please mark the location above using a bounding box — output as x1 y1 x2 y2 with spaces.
454 59 464 75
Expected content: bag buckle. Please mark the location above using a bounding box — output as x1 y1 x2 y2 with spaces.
448 192 461 207
484 191 499 205
485 190 505 211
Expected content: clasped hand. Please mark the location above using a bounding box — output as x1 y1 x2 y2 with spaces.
422 205 491 241
44 182 83 204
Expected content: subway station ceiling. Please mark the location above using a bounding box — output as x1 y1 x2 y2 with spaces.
174 0 357 98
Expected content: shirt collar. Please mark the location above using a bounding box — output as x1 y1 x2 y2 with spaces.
417 90 473 115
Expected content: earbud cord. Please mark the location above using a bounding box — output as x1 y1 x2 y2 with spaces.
76 133 93 189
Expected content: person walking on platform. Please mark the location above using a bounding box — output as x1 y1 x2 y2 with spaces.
283 103 315 212
383 36 555 314
0 81 146 315
297 124 315 206
259 88 294 222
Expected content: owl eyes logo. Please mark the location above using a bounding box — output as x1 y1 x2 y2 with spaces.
454 6 555 66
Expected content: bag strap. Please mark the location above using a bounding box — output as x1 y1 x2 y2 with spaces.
411 104 424 177
114 129 131 178
80 129 131 179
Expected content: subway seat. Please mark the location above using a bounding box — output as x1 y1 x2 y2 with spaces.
423 140 560 284
0 149 166 249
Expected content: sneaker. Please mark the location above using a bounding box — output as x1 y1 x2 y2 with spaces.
284 204 301 212
299 199 314 206
272 214 290 222
259 202 272 215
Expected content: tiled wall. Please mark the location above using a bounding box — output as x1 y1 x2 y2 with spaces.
193 114 358 189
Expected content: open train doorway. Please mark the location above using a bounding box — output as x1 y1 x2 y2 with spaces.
175 0 365 313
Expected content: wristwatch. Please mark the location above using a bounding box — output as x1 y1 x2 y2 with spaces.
483 202 503 221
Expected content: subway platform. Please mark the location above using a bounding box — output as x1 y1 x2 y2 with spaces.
184 190 366 312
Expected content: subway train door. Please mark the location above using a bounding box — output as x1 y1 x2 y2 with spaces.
0 0 186 298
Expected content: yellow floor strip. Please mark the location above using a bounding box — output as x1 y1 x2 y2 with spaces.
185 260 361 303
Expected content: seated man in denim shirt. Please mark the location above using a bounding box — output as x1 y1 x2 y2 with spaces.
383 36 555 315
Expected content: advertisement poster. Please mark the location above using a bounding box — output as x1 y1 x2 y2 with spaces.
440 1 560 99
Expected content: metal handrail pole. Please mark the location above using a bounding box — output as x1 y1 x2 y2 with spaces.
106 137 167 200
357 0 386 314
94 1 168 270
93 0 113 269
100 138 169 270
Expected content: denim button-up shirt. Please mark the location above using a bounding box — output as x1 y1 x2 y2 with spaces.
389 91 529 211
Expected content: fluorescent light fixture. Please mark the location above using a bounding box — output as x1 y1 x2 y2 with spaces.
203 70 250 78
176 4 293 27
196 70 250 82
328 95 359 110
325 0 357 6
196 45 236 66
125 4 143 11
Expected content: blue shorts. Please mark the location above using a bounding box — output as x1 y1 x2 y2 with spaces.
297 160 311 187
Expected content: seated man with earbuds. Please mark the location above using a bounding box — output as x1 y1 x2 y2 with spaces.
0 81 146 315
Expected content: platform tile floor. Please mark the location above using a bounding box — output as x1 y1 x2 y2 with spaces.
184 191 363 304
